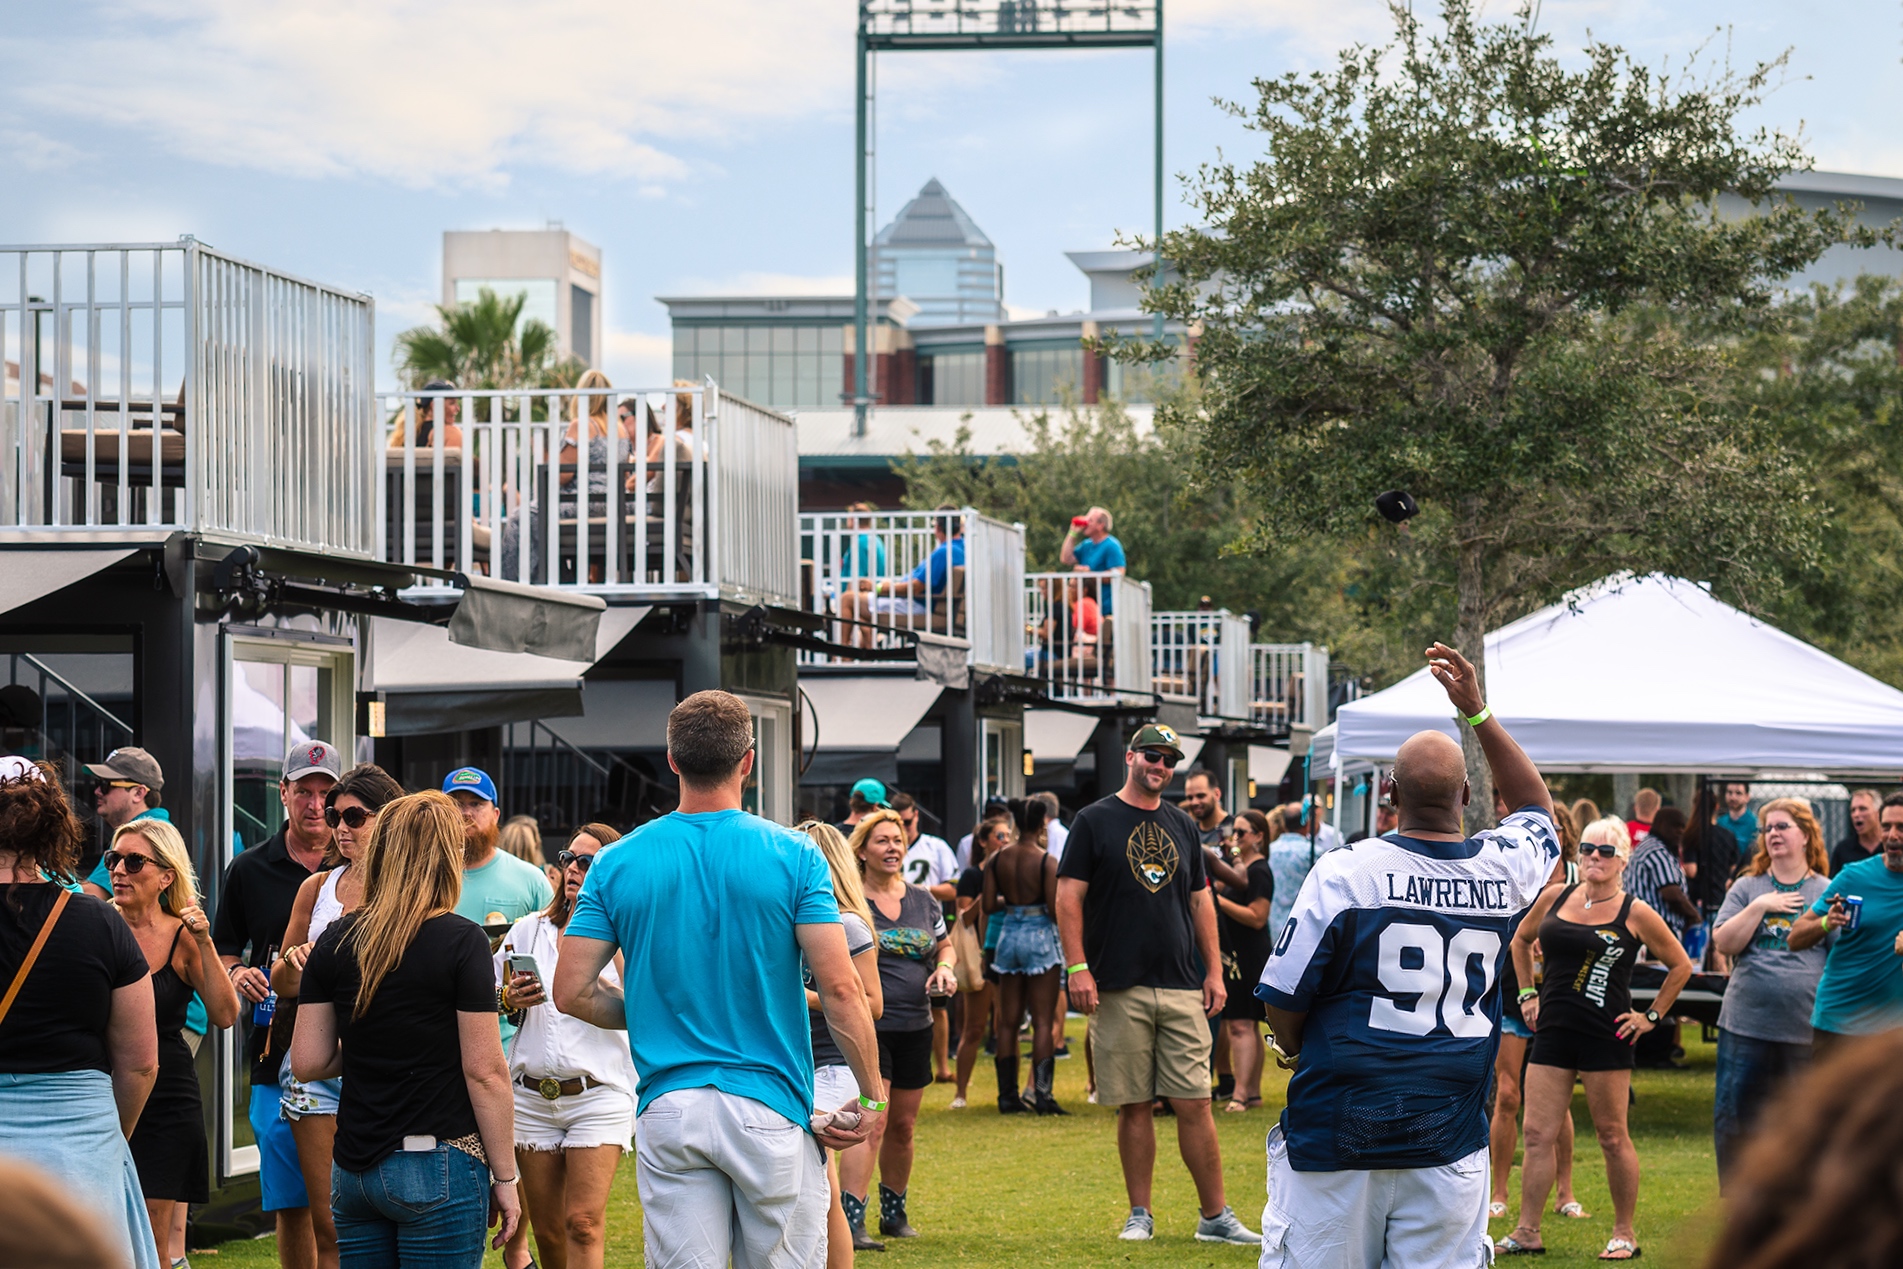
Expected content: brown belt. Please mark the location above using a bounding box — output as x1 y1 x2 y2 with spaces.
519 1073 607 1100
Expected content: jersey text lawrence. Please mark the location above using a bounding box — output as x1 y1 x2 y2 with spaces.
1257 808 1559 1172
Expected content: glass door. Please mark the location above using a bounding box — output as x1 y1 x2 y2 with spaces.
981 716 1024 804
737 694 793 825
215 632 353 1182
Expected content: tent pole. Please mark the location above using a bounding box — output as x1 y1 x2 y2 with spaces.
1333 767 1344 837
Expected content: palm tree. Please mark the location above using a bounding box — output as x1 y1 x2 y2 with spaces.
394 286 587 390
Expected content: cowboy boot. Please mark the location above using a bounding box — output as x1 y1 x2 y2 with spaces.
996 1053 1026 1113
1032 1057 1069 1115
842 1190 885 1251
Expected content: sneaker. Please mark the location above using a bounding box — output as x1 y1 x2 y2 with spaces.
1119 1207 1155 1241
1195 1206 1261 1246
949 1095 967 1109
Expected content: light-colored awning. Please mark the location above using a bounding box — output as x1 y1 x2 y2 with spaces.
0 548 137 616
1248 745 1292 786
800 677 943 752
1024 709 1100 763
1176 736 1206 767
448 574 608 662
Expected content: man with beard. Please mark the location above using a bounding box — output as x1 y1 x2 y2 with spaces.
443 767 553 942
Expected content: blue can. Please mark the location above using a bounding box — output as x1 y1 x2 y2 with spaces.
1843 895 1864 932
252 992 277 1027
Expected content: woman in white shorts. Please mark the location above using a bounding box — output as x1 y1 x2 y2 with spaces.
497 823 638 1269
796 821 884 1266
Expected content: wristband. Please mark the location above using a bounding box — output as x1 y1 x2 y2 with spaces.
935 959 954 970
1067 962 1089 975
1517 987 1538 1002
857 1095 888 1112
492 1175 518 1185
1464 705 1492 727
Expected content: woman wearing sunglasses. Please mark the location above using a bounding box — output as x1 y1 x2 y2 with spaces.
109 815 242 1269
271 764 405 1269
1495 817 1694 1261
494 823 636 1269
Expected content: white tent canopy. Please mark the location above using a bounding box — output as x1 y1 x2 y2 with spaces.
1334 574 1903 776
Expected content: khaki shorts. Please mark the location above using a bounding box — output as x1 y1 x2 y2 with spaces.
1089 986 1211 1105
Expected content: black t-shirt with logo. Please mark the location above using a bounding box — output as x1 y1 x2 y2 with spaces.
1058 794 1209 992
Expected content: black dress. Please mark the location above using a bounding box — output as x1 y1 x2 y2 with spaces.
129 925 209 1202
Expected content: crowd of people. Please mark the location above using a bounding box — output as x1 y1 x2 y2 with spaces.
7 654 1903 1267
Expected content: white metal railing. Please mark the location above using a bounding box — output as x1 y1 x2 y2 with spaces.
1152 609 1251 720
1025 571 1152 702
798 507 1023 671
1 240 377 554
1251 642 1331 733
379 380 797 604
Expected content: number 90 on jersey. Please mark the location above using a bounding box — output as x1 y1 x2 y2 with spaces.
1369 921 1501 1040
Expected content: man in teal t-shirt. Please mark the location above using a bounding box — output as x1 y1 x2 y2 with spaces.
442 766 550 1052
557 690 884 1269
1791 793 1903 1044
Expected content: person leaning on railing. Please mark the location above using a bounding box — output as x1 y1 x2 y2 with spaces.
838 505 966 649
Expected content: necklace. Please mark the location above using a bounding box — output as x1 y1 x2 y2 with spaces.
1582 884 1621 911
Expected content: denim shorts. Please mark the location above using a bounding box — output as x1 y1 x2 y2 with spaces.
279 1062 343 1120
1500 1015 1534 1041
992 906 1062 976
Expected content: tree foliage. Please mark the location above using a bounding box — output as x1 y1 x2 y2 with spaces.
1130 2 1873 823
393 286 585 390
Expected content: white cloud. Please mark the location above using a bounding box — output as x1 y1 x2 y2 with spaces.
3 0 853 189
604 329 674 386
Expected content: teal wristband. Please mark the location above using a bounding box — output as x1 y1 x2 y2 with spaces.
1465 705 1492 727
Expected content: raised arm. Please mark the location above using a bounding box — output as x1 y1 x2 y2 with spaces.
1426 641 1551 817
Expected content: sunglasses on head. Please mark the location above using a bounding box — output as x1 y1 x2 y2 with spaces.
1581 842 1620 858
105 849 158 874
558 850 596 872
324 805 376 830
1135 748 1178 768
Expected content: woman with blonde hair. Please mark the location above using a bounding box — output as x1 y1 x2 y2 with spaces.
107 816 242 1267
292 791 520 1266
501 368 633 583
796 821 884 1265
1708 797 1831 1182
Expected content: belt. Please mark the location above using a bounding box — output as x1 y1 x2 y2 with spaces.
519 1073 607 1100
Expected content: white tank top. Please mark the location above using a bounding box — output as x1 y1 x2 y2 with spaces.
309 865 349 945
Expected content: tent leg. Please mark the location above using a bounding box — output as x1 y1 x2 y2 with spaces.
1333 768 1344 836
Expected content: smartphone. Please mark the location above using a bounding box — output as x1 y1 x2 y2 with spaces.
506 953 543 988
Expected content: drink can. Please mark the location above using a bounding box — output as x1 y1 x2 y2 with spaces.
1843 895 1863 932
253 991 277 1027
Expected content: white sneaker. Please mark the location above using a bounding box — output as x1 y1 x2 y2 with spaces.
949 1095 967 1109
1120 1207 1155 1241
1195 1206 1260 1245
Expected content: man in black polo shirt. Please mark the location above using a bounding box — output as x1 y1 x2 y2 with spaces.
212 740 340 1269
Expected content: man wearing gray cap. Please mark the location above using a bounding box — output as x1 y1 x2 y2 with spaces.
80 747 169 901
211 739 342 1269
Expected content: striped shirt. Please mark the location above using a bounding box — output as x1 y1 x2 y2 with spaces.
1627 840 1690 939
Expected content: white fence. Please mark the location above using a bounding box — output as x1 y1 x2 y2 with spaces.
380 381 797 604
1152 609 1251 720
1251 642 1332 733
799 507 1024 672
1025 571 1153 703
1 241 377 554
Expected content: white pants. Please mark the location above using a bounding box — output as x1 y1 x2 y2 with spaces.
1259 1125 1492 1269
636 1086 828 1269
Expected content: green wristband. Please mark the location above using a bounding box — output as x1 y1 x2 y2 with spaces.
1517 987 1538 1001
1066 962 1089 975
858 1094 888 1112
1465 705 1492 727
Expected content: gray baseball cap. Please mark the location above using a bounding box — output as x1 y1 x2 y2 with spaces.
87 746 164 791
285 740 343 783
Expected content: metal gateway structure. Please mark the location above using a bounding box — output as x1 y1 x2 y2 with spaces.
852 0 1164 433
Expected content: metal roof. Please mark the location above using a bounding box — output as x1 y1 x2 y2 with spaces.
874 178 994 249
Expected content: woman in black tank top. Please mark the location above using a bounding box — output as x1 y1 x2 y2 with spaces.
1493 818 1694 1261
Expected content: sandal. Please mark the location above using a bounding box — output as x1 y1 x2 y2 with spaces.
1599 1238 1641 1261
1557 1201 1591 1219
1489 1201 1508 1218
1494 1235 1545 1255
1224 1098 1249 1113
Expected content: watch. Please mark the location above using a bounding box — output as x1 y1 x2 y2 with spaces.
1643 1009 1661 1025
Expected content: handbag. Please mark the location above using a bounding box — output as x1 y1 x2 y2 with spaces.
950 912 985 994
0 888 71 1029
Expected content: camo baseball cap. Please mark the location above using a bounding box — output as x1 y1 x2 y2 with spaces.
1127 723 1185 762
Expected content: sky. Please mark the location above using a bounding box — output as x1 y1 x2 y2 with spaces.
3 0 1901 387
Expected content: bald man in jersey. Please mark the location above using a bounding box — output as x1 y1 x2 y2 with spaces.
1255 643 1559 1269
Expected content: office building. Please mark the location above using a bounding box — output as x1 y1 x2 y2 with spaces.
874 177 1005 325
443 227 602 365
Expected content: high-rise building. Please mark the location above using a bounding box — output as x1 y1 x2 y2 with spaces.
874 178 1005 325
442 227 602 366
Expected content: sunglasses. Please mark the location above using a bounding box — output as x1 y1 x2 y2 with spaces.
105 849 159 874
1580 843 1620 858
324 806 376 830
558 850 596 872
1135 748 1179 768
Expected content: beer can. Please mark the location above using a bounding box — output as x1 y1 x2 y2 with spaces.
1843 895 1863 932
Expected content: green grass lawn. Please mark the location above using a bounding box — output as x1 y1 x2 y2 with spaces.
204 1025 1725 1268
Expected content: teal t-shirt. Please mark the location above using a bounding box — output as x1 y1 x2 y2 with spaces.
566 809 841 1129
457 851 553 1044
1809 855 1903 1035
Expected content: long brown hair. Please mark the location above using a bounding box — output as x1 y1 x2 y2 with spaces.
343 791 464 1014
1550 799 1579 864
1705 1031 1903 1269
0 763 82 890
1235 809 1271 859
322 764 405 869
1742 797 1828 878
546 822 620 927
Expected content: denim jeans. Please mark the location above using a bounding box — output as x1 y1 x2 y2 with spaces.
331 1142 490 1268
1713 1028 1811 1184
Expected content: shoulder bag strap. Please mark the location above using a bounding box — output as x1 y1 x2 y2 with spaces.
0 888 72 1030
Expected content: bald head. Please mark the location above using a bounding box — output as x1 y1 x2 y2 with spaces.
1392 730 1469 827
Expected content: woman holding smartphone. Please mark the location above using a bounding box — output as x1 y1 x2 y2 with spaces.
495 823 635 1269
840 808 955 1245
